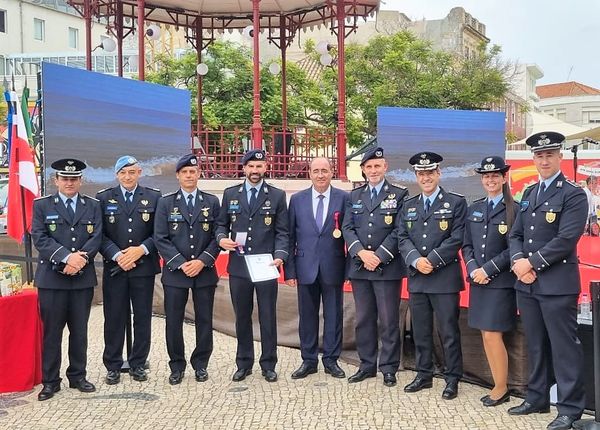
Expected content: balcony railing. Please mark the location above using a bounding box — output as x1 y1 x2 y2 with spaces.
192 124 339 179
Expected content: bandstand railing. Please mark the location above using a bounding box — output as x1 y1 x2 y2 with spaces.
191 124 339 179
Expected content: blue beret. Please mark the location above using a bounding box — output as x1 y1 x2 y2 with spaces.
408 152 443 171
176 154 198 172
474 156 510 174
241 149 266 165
525 131 564 153
50 158 86 177
360 147 385 166
114 155 139 173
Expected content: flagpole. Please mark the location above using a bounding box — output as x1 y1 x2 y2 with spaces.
16 145 33 283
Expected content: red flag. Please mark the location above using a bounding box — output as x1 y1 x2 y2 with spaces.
7 91 40 243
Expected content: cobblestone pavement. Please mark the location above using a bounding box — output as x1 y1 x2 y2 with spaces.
1 305 561 429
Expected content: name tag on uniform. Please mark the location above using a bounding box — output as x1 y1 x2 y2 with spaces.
352 203 363 209
106 205 118 212
472 211 483 218
406 212 417 219
45 215 59 220
168 214 183 221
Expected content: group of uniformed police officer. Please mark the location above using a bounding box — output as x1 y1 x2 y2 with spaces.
30 130 588 430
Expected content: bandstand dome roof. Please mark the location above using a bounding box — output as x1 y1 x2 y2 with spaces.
70 0 381 32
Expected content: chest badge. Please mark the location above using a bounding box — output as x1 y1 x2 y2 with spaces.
546 211 556 223
202 223 210 231
49 224 57 232
142 212 150 222
87 224 94 234
498 223 508 235
384 215 393 225
439 219 448 231
265 216 272 226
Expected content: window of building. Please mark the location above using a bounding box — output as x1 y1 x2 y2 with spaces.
0 10 6 33
34 18 45 41
68 27 78 49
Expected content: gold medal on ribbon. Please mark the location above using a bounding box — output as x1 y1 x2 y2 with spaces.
49 224 56 232
109 215 115 224
265 216 272 226
384 215 393 225
439 219 448 231
546 212 556 223
498 224 508 235
332 228 342 239
203 223 209 231
142 213 150 222
87 224 94 234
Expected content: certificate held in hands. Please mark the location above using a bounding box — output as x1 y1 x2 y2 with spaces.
244 254 280 283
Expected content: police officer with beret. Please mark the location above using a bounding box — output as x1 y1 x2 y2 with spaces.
508 132 588 430
154 154 221 385
342 147 408 387
463 156 518 407
216 149 289 383
397 152 467 400
31 159 102 401
96 156 161 385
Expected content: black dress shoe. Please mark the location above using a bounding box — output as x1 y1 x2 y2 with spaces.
347 369 376 383
291 363 317 379
508 401 551 415
383 373 397 387
547 415 578 430
168 370 185 385
482 391 510 407
480 394 490 402
442 381 459 400
324 363 346 378
105 370 120 385
404 376 433 393
262 370 278 382
195 368 208 382
129 367 148 382
232 368 252 382
37 384 60 401
69 378 96 393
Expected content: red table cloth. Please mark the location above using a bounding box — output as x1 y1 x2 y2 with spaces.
0 289 43 393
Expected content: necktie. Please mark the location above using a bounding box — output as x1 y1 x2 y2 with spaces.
249 188 258 211
371 187 377 204
187 194 194 215
425 198 431 214
125 191 133 210
66 198 75 223
315 194 325 231
487 200 494 220
537 182 546 205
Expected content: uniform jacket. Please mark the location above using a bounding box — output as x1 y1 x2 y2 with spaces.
96 185 161 278
463 198 519 289
215 182 289 279
342 180 408 281
31 193 102 290
509 173 588 295
397 187 467 293
153 189 220 288
285 186 349 286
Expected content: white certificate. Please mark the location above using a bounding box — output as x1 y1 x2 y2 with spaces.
244 254 280 283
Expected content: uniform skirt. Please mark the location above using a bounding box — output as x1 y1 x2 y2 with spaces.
468 285 517 332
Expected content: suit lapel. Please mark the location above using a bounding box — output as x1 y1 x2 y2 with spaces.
190 191 204 225
489 200 505 220
322 188 338 231
305 189 320 233
250 184 269 217
371 181 389 211
362 185 373 212
53 194 71 225
423 188 445 221
72 195 88 225
175 190 191 223
534 174 563 210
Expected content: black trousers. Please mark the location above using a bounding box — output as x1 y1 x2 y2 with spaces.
297 273 343 366
409 292 463 382
38 288 94 385
102 273 155 371
163 284 216 372
517 291 585 417
351 279 400 374
229 275 278 371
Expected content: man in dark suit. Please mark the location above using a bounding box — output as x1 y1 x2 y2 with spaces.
285 157 349 379
96 156 161 384
342 147 408 387
31 159 102 401
397 152 467 400
154 154 221 385
216 149 289 383
508 132 588 430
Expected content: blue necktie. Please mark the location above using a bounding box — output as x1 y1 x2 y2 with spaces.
487 200 494 220
187 194 194 215
249 188 258 211
425 198 431 213
371 187 377 204
125 191 133 211
66 198 75 223
315 195 325 231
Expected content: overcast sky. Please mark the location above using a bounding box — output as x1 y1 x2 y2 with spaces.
383 0 600 89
